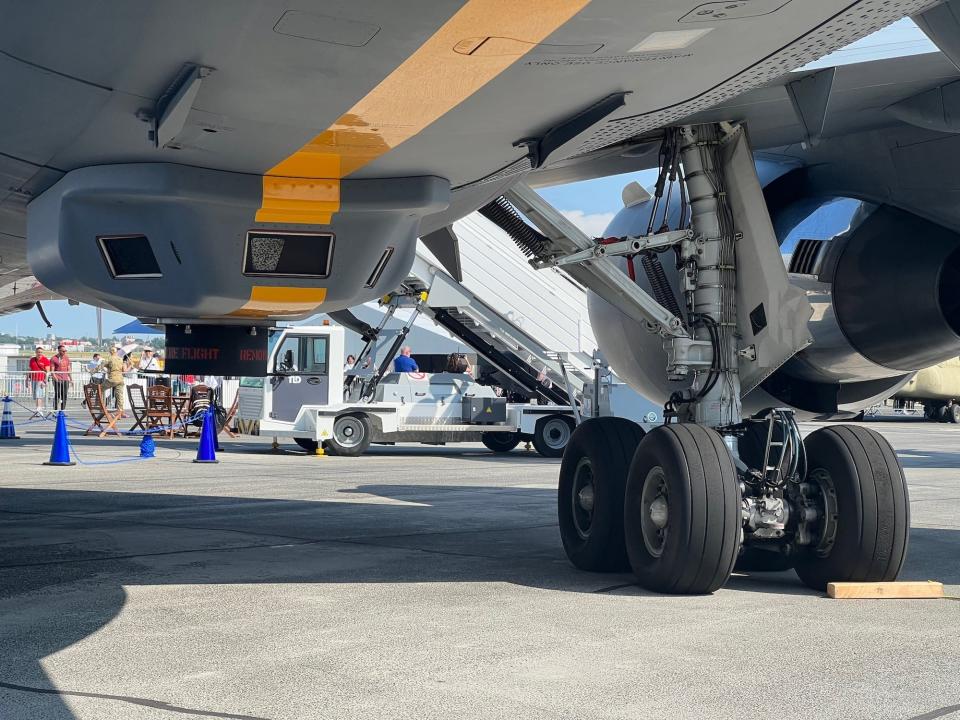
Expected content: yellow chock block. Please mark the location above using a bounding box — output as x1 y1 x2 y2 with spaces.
827 581 945 599
314 445 325 457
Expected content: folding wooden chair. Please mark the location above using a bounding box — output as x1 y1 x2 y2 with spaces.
146 385 175 439
182 384 212 437
221 394 240 439
127 384 148 432
82 383 120 437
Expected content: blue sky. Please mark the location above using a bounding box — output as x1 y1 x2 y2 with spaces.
0 302 134 340
0 19 934 338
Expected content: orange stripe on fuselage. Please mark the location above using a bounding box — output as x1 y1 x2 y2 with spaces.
255 0 590 224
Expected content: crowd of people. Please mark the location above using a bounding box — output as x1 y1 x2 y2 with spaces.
26 344 220 418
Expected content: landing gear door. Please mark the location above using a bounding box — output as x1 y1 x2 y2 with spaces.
269 333 330 422
722 127 814 395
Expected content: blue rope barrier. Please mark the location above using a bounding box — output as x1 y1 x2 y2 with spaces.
68 444 152 466
9 398 207 436
9 398 218 466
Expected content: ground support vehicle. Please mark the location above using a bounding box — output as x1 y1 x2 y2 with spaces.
236 324 579 457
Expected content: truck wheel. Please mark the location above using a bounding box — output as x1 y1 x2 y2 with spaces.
481 432 521 453
325 413 371 457
558 417 645 572
794 425 909 592
624 424 740 594
294 437 319 453
532 415 574 458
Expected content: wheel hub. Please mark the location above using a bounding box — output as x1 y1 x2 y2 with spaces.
806 467 839 557
649 496 668 529
571 456 595 540
640 467 669 558
544 418 571 449
335 417 363 447
577 485 595 512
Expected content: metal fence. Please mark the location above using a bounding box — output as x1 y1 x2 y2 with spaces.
0 371 94 400
0 371 241 409
0 371 172 401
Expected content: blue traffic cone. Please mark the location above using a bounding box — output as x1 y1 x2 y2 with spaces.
0 396 19 439
193 406 219 463
139 433 156 459
44 411 75 466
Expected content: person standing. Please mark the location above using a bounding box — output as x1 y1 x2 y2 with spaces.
393 346 418 373
139 347 159 387
50 344 72 411
102 345 126 414
28 346 51 417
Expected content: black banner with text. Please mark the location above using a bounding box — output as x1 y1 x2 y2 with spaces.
165 324 268 376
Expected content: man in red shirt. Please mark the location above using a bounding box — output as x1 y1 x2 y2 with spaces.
28 346 52 416
50 344 72 412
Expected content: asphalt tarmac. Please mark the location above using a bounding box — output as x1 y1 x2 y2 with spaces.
0 410 957 720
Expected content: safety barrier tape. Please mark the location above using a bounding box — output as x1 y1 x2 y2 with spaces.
7 398 207 436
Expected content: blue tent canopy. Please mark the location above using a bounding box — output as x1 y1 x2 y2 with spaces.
112 319 163 335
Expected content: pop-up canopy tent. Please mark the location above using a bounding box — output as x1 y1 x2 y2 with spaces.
112 319 163 335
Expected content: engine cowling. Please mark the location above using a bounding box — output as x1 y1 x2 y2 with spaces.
590 167 960 419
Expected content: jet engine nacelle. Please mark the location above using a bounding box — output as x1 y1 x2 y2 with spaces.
591 183 960 419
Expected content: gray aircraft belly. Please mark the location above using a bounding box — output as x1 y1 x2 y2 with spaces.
0 0 935 320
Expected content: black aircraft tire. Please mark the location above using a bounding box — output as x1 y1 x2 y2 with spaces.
481 432 521 453
625 424 741 595
533 415 575 458
294 437 319 453
950 405 960 424
735 548 794 573
794 425 909 592
324 414 372 457
557 417 645 572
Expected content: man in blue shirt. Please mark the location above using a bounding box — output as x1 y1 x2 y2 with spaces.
393 346 419 372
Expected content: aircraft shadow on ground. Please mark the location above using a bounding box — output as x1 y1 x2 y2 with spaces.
0 483 956 719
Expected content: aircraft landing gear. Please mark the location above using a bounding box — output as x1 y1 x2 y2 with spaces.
509 122 911 595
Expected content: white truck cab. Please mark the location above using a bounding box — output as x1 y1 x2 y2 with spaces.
237 324 578 457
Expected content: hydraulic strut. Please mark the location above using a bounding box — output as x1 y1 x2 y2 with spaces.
674 124 742 427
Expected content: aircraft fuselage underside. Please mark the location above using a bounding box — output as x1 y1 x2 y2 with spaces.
4 0 932 322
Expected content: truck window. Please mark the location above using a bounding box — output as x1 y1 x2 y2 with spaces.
272 335 328 375
274 336 300 374
303 337 328 375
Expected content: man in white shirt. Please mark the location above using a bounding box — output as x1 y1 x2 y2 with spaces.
139 347 159 387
